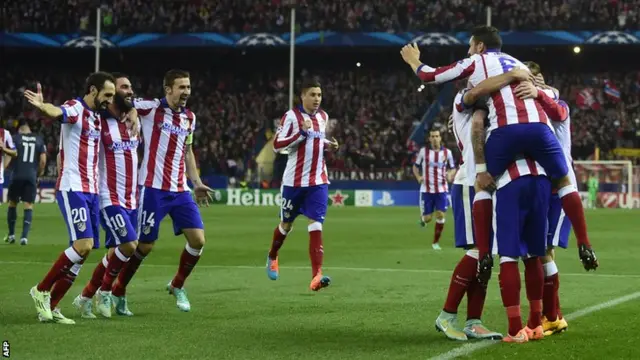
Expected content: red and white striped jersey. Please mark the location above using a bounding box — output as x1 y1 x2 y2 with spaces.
134 98 195 192
98 111 141 210
496 157 547 190
452 90 474 186
416 51 550 135
415 146 455 193
57 98 102 194
0 129 15 184
273 107 330 188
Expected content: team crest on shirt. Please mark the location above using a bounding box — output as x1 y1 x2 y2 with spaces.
76 221 87 232
118 227 128 237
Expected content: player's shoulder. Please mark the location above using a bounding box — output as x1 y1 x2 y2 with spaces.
317 108 329 120
62 98 83 109
133 97 161 108
183 107 195 120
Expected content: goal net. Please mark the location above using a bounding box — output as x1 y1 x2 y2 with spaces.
573 160 636 209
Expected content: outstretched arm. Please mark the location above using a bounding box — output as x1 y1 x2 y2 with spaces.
24 83 64 119
400 43 476 84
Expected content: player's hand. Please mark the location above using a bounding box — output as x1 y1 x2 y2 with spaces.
302 119 313 131
24 82 44 109
508 68 533 82
400 43 421 64
533 73 546 87
327 137 339 151
122 108 140 137
477 252 493 286
579 244 599 271
514 81 539 99
447 115 454 134
193 182 213 207
475 171 495 193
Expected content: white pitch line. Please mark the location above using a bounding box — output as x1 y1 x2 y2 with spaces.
0 260 639 279
429 291 640 360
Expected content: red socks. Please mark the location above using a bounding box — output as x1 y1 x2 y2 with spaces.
269 225 288 259
101 248 130 292
433 221 445 244
558 187 591 247
82 255 108 298
467 277 488 320
443 253 477 313
499 261 522 336
309 223 324 278
37 247 84 292
524 257 544 328
50 260 84 309
112 249 145 297
472 192 493 256
171 244 202 289
543 260 560 320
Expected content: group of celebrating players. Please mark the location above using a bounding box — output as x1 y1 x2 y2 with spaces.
18 25 599 344
405 26 599 343
23 70 213 324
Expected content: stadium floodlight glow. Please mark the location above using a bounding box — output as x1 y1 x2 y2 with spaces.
356 62 361 67
573 46 581 54
417 87 423 92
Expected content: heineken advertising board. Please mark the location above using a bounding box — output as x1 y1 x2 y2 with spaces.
211 189 355 207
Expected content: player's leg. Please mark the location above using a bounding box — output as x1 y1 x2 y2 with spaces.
493 180 529 343
303 185 331 291
111 187 165 314
5 181 20 244
19 181 37 245
167 191 206 312
74 249 112 319
30 192 98 324
266 185 303 280
432 193 449 247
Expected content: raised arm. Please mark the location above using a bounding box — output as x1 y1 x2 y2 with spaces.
24 83 64 119
273 113 309 153
400 43 476 84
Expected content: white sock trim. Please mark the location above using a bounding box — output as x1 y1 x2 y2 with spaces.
278 224 289 235
436 218 446 224
465 249 479 259
185 243 203 256
101 254 109 267
64 246 83 263
308 222 323 232
499 256 518 264
558 184 577 198
70 263 83 276
114 247 130 262
543 261 558 277
474 191 492 202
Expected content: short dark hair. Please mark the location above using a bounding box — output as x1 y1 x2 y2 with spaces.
300 79 321 95
524 61 541 76
111 72 129 80
471 25 502 50
429 128 441 134
164 69 190 88
84 71 116 94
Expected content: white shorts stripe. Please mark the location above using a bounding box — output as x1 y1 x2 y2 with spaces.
462 186 473 246
60 191 77 241
552 210 567 247
137 186 146 236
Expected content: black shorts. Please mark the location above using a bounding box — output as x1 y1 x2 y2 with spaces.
7 180 37 203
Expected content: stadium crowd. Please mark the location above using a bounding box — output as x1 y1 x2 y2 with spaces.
2 0 640 33
1 66 638 182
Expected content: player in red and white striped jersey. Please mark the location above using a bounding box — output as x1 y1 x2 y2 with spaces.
412 129 455 250
0 128 17 196
24 72 122 324
401 26 597 271
73 73 142 319
267 80 338 291
116 70 212 313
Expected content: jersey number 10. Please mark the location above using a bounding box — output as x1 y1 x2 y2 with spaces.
22 142 36 163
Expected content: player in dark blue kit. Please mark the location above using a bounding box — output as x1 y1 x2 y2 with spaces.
4 119 47 246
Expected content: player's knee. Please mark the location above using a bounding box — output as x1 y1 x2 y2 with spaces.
185 229 205 249
137 242 154 256
308 222 322 232
499 256 519 264
280 221 293 232
545 247 555 260
435 212 446 222
8 201 17 208
119 241 138 257
23 202 33 209
423 215 432 223
72 239 94 257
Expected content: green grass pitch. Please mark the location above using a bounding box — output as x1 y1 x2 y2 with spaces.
1 205 639 359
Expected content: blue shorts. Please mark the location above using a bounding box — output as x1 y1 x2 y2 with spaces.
100 206 139 248
280 184 328 223
485 123 568 180
451 184 475 248
420 192 449 216
493 176 551 258
137 187 204 243
56 191 100 249
547 194 571 249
